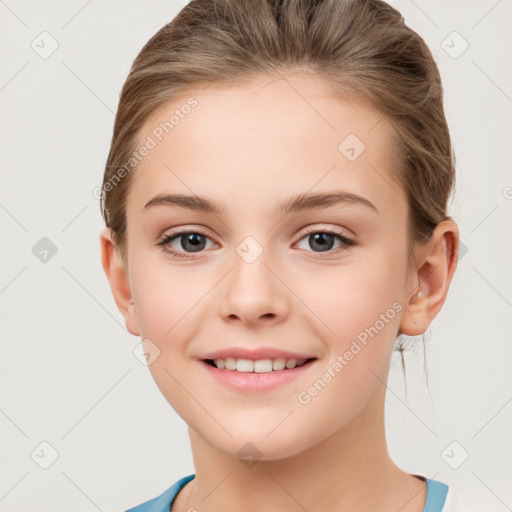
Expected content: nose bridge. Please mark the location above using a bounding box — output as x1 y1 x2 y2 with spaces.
217 233 288 323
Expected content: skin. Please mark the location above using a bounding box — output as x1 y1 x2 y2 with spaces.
100 71 459 512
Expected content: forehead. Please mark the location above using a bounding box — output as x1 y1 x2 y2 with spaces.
127 72 403 220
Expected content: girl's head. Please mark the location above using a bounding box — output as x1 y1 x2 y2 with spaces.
100 0 459 460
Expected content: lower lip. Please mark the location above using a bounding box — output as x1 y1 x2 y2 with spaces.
200 359 317 392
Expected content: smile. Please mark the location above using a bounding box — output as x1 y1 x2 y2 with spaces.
200 357 318 392
204 357 315 373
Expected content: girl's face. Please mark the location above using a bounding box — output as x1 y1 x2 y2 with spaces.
117 72 420 459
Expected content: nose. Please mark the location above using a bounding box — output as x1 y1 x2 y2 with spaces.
217 244 290 326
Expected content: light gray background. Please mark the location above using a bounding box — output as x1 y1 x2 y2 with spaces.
1 1 511 511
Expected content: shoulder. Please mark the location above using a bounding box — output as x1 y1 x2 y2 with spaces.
124 474 195 512
441 484 478 512
416 475 477 512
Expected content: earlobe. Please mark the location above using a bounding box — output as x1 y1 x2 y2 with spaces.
399 220 459 336
99 227 140 336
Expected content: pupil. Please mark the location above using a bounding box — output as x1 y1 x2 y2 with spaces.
180 233 335 253
310 233 334 252
183 233 206 252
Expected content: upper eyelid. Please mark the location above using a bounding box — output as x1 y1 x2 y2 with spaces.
162 228 218 244
161 226 354 249
162 225 353 239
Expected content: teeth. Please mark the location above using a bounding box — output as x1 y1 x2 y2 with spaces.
212 357 310 373
272 358 286 371
237 359 254 372
254 359 272 373
225 357 237 370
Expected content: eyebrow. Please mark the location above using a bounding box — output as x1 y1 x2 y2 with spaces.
143 190 379 216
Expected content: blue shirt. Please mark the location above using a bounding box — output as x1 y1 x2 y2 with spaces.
125 474 450 512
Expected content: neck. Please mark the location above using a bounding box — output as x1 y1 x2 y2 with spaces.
176 381 426 512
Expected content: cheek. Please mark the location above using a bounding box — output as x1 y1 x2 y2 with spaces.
132 277 176 341
299 255 406 347
128 241 208 340
288 263 406 440
129 263 209 421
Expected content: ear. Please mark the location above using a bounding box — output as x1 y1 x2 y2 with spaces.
99 227 140 336
399 220 459 336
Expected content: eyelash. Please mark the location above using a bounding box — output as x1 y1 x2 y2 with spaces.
157 228 356 260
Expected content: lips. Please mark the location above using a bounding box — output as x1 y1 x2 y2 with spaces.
200 354 318 392
199 347 316 361
204 357 315 372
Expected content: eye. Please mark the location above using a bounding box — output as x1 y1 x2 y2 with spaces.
157 229 216 259
295 228 355 255
157 227 356 260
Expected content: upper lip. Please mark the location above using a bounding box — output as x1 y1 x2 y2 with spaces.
200 347 316 361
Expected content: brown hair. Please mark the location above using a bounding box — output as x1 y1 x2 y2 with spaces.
100 0 455 354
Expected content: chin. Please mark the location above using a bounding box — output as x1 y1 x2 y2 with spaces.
206 429 313 463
